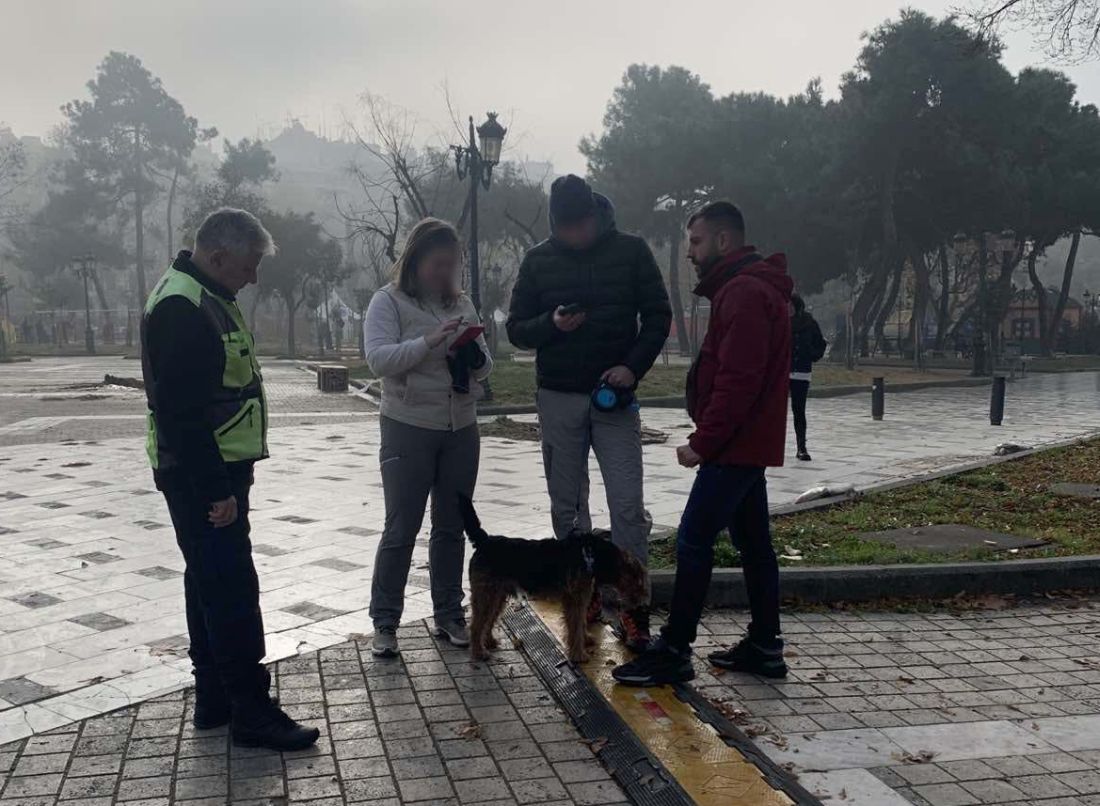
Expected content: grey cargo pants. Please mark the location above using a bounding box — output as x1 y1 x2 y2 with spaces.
369 416 479 629
536 388 651 578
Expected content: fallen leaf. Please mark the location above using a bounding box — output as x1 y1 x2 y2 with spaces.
584 736 608 754
893 750 936 764
456 722 482 740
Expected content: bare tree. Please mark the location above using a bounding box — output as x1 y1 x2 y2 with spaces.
965 0 1100 60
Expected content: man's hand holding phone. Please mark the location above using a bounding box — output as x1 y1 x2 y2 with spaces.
553 303 586 333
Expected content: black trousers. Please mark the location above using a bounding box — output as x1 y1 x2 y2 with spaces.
790 379 810 452
161 465 266 698
662 465 779 651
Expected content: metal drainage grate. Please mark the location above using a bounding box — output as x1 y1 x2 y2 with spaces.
503 604 693 806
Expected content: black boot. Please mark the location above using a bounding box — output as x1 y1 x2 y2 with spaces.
232 690 319 752
192 668 230 730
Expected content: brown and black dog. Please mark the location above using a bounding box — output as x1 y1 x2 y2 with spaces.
458 495 647 663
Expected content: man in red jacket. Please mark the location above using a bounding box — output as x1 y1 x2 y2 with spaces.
614 201 792 686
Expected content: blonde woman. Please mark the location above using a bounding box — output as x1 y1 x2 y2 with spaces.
364 218 492 657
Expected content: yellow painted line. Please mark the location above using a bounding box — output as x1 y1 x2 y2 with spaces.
528 599 793 806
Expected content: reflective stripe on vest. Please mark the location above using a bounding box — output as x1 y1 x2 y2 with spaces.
144 268 268 470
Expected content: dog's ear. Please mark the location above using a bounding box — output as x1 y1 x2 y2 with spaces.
589 527 613 542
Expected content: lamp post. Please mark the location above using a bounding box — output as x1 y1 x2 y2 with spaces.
452 111 506 400
72 254 97 355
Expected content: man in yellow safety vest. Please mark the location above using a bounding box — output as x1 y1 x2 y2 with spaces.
142 207 318 751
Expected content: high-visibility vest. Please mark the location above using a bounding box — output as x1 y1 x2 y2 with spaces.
143 267 268 470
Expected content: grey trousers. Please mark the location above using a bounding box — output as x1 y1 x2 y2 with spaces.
369 416 479 629
536 388 651 571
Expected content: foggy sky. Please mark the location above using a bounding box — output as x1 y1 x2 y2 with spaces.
5 0 1099 173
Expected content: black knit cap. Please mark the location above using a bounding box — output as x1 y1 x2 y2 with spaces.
549 174 597 225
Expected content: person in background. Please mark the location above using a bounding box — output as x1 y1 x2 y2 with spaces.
790 293 827 461
364 217 492 658
612 201 792 686
506 174 671 651
142 208 320 751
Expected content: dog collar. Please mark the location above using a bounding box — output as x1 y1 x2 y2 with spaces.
582 545 595 573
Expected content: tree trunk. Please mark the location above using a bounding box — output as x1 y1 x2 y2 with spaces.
852 268 887 357
1045 230 1081 355
285 297 298 357
166 165 180 260
1027 246 1051 355
133 131 148 305
90 271 114 345
357 306 367 359
934 243 951 352
910 248 932 367
873 259 903 355
667 230 690 355
248 291 262 335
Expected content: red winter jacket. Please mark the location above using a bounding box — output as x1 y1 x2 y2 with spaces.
686 248 793 467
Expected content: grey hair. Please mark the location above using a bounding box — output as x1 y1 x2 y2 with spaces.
194 208 277 257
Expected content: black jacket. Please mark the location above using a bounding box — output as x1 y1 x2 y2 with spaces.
506 194 672 393
141 252 252 502
791 311 827 375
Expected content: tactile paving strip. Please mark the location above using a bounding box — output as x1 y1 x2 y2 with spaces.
506 600 821 806
504 604 693 806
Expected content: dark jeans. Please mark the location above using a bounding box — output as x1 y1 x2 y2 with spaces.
161 465 266 698
662 464 779 651
790 379 810 452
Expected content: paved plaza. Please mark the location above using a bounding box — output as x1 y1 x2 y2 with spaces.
0 357 1099 804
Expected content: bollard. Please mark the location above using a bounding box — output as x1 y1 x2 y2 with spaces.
872 377 885 421
990 375 1006 426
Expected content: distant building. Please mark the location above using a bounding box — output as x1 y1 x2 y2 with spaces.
1000 287 1083 350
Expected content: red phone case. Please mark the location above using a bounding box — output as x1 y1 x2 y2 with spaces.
451 325 485 349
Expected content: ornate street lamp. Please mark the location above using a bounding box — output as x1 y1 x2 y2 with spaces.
72 254 97 355
452 111 507 400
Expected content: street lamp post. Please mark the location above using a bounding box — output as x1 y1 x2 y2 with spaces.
72 254 97 355
452 111 506 400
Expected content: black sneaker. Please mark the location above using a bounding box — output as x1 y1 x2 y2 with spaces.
372 626 399 658
232 698 320 752
708 636 788 678
796 450 812 462
611 638 694 686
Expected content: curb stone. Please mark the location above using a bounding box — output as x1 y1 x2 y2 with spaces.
649 555 1100 607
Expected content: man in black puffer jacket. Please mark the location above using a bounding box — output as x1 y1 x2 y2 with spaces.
507 174 671 650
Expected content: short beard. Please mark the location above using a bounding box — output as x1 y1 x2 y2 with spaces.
692 253 719 279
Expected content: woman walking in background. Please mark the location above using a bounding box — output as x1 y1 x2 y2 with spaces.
363 218 492 657
790 293 827 462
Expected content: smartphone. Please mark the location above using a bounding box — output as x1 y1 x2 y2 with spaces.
451 324 485 350
559 303 585 316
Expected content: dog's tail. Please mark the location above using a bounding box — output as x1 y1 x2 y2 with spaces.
457 494 490 549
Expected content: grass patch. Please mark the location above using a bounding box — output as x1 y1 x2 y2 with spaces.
650 438 1100 569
